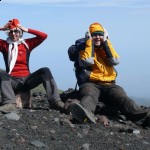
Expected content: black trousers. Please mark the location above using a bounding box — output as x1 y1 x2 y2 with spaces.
0 67 60 106
79 82 149 125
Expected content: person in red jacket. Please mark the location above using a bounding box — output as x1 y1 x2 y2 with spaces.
0 19 65 112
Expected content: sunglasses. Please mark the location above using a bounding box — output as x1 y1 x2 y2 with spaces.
9 30 20 34
91 32 104 37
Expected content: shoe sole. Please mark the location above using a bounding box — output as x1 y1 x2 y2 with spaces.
70 102 96 124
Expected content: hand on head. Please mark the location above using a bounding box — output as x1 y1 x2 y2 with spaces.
85 30 92 40
0 22 10 31
0 19 19 31
0 19 28 33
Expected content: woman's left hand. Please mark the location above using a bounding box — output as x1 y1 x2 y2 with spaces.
17 24 28 32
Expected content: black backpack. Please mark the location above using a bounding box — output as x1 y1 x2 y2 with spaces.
68 38 87 86
68 38 86 62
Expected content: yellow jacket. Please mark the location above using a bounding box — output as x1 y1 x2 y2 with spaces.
79 39 120 83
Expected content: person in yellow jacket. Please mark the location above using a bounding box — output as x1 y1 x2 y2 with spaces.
69 22 150 127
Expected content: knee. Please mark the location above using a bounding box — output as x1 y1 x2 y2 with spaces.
80 83 98 96
40 67 53 80
40 67 50 73
113 85 127 98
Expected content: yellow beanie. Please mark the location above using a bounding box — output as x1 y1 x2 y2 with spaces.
89 22 104 34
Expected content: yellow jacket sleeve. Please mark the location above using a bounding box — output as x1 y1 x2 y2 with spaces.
104 39 120 66
79 39 95 67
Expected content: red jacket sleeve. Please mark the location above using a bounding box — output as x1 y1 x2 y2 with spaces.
24 28 48 51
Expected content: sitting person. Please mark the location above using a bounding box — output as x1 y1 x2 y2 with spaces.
68 22 150 127
0 19 65 113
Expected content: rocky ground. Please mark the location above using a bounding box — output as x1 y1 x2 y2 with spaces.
0 91 150 150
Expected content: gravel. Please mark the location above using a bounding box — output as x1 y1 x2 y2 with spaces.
0 96 150 150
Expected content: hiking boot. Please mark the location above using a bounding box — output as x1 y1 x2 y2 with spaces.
69 102 96 124
64 99 80 110
50 100 65 110
0 103 17 113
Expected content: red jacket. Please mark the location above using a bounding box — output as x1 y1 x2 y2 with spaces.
0 29 47 77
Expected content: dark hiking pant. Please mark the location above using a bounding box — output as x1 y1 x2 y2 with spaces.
79 82 149 126
0 67 60 106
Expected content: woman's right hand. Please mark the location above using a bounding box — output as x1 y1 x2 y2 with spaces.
0 22 11 31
